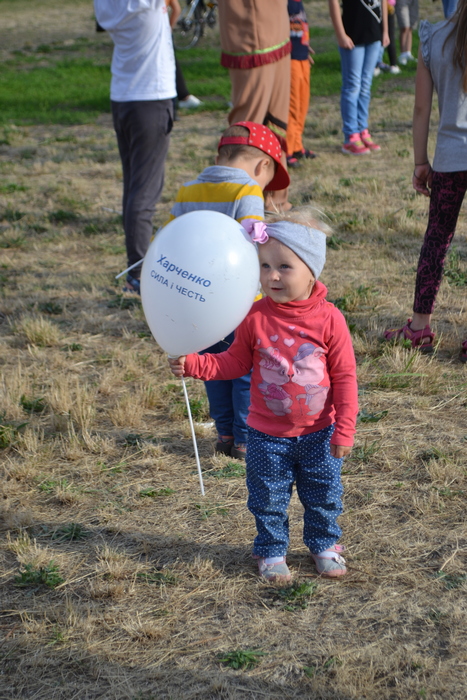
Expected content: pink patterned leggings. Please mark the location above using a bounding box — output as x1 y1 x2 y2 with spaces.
414 170 467 315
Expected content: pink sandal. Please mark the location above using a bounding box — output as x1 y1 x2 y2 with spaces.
310 545 347 578
384 319 435 353
461 340 467 363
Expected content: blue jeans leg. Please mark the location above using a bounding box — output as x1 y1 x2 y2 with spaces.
246 428 296 557
295 425 343 554
201 332 250 445
246 425 343 557
339 41 381 142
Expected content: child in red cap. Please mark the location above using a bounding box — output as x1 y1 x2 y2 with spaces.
169 122 290 460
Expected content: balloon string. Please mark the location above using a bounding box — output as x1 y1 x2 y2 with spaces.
115 258 145 280
181 377 205 496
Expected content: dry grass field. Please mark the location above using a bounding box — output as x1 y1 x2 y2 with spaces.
1 2 467 699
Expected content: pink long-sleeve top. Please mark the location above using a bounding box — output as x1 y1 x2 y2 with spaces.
184 281 358 446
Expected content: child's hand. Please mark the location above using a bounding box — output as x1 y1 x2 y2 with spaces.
337 33 354 50
413 163 433 197
308 46 315 66
330 444 351 459
168 355 186 377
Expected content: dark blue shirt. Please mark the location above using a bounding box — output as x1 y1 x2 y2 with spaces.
288 0 309 61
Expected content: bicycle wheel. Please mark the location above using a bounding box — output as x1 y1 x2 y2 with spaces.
173 2 203 50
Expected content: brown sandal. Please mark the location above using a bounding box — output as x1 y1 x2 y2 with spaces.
384 319 435 353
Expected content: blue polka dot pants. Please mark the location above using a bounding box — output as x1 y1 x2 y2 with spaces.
246 425 344 557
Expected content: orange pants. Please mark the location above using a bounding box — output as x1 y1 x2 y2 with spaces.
286 59 310 156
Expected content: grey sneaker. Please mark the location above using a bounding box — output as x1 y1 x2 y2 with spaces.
255 557 292 583
310 545 347 578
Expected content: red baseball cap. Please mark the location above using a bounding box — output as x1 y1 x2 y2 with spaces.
218 121 290 192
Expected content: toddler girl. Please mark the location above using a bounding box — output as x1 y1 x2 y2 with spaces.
168 210 358 583
385 1 467 360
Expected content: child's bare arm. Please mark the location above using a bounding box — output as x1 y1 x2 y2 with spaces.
166 0 182 29
413 47 434 197
168 355 186 377
328 0 354 49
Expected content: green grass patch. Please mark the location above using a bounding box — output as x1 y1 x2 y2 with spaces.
0 26 420 125
14 561 64 588
0 59 111 125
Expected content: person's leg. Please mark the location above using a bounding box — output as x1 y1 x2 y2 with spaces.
295 60 310 154
295 425 344 555
228 64 273 125
339 44 365 142
263 56 291 211
396 1 412 59
204 379 235 438
175 55 189 101
387 12 397 67
356 41 382 134
246 429 295 557
112 99 173 278
229 59 291 210
200 332 236 445
286 59 303 157
231 372 251 446
412 171 467 325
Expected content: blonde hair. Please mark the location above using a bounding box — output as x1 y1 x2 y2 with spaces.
265 205 332 237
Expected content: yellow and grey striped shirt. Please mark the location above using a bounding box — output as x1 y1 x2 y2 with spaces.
169 165 264 223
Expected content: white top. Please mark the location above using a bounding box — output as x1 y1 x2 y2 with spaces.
420 19 467 172
94 0 176 102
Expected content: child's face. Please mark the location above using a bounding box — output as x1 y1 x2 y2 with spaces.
259 238 315 303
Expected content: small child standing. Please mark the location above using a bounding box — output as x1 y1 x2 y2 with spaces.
169 209 358 582
170 122 290 459
328 0 389 154
385 1 467 360
286 0 317 168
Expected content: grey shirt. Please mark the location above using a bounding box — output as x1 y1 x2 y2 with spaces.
420 19 467 172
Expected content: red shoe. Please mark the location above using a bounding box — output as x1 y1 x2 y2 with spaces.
342 133 370 156
286 154 301 168
231 443 246 460
384 319 435 353
360 129 381 152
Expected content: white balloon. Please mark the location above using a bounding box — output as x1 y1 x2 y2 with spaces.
140 211 260 356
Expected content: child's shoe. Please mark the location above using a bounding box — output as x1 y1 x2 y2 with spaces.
389 65 401 75
123 274 141 294
342 133 370 156
398 51 417 66
311 545 347 578
215 435 234 455
231 443 246 460
179 94 202 109
254 556 292 584
286 154 301 168
374 62 389 76
384 319 435 353
293 148 317 160
360 129 381 152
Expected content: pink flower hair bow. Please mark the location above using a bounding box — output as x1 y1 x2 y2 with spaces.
241 219 269 244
